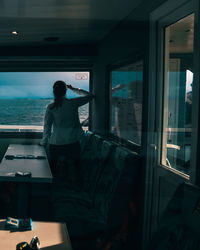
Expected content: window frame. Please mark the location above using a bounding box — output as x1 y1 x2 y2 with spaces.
154 1 200 182
0 58 93 139
161 16 194 175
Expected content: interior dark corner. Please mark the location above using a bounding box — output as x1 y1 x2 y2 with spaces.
0 0 199 250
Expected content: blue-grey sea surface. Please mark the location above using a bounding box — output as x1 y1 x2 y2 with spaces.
0 99 88 126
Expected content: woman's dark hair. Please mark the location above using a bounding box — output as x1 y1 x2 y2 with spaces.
50 81 67 109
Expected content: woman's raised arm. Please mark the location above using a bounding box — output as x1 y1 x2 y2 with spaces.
66 84 90 96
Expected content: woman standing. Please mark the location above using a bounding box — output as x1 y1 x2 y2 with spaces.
40 80 94 181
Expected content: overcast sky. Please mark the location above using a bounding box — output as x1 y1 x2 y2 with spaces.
0 72 89 99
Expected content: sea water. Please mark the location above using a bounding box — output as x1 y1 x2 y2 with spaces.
0 99 88 131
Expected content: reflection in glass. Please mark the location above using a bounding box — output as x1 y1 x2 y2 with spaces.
110 61 143 145
162 14 194 174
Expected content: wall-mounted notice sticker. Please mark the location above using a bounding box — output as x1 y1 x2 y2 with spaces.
75 73 88 80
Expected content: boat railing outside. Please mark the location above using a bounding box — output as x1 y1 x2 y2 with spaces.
0 125 88 132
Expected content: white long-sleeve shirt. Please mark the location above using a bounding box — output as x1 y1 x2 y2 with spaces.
40 93 93 146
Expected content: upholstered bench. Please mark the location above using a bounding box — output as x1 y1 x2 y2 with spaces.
52 131 141 237
52 136 115 211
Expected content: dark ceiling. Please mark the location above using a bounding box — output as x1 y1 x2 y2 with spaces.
0 0 143 47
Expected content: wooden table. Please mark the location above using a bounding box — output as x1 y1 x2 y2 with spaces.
0 144 53 217
0 220 72 250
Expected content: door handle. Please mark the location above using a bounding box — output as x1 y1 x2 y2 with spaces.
150 144 157 150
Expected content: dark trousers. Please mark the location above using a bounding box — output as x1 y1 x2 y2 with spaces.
49 142 81 180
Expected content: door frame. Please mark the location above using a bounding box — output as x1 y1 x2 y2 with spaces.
142 0 200 248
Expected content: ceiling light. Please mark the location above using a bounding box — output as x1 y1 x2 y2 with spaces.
11 31 18 35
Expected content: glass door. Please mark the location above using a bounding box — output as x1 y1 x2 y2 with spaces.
162 14 194 177
144 1 199 247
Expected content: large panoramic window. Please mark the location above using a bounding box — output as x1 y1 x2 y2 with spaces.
0 72 90 132
110 61 143 146
162 14 194 175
